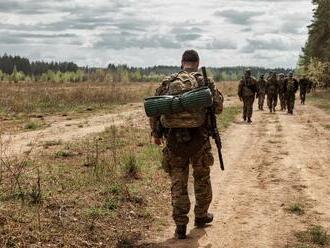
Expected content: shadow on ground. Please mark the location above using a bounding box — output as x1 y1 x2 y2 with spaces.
136 227 211 248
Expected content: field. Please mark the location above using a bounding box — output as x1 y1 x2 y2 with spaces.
0 80 240 247
1 82 329 247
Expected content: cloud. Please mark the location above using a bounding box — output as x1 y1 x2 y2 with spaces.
214 9 264 25
0 0 313 68
241 36 300 53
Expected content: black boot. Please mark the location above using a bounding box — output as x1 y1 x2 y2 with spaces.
195 213 214 228
247 118 252 123
175 225 187 239
243 116 246 122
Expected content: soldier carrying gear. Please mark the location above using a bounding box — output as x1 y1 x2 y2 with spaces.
149 49 224 240
238 69 258 123
257 74 266 111
265 72 279 113
284 72 299 114
299 75 312 105
278 73 287 111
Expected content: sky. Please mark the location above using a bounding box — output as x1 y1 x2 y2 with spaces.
0 0 313 68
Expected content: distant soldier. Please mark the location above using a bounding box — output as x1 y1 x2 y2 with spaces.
265 72 279 113
149 50 224 239
256 74 266 110
284 72 299 114
299 75 311 105
238 69 258 123
278 73 287 111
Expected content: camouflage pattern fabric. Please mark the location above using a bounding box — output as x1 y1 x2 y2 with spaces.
243 96 255 119
162 142 213 225
266 77 279 112
150 69 223 226
150 71 223 138
285 77 299 114
238 77 257 118
299 78 311 104
267 93 278 112
258 93 265 111
257 78 266 110
278 77 287 110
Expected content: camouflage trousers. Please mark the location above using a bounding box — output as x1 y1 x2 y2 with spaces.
162 141 214 225
287 93 296 113
267 93 278 111
242 95 255 119
258 93 265 110
300 90 307 104
279 92 287 110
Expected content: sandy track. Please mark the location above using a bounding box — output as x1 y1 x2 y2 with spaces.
0 103 146 156
143 101 330 248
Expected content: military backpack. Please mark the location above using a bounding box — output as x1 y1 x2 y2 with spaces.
160 71 207 129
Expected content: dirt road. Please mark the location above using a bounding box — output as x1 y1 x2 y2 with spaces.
144 102 330 247
1 98 329 247
0 103 145 156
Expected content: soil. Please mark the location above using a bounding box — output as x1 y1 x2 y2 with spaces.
141 102 330 248
1 98 329 248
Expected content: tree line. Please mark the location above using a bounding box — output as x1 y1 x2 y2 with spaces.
0 54 291 83
299 0 330 88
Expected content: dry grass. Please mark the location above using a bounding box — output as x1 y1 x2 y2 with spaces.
0 82 156 115
309 90 330 114
216 81 239 97
0 126 170 247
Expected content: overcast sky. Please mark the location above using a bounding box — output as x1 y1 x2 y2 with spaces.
0 0 313 68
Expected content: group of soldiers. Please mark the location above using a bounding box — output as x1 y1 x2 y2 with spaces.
238 69 313 122
148 50 315 240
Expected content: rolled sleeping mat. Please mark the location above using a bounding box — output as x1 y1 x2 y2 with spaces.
180 87 213 111
144 86 213 117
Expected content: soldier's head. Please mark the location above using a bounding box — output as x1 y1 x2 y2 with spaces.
260 74 264 79
289 72 293 78
181 49 199 71
245 69 251 78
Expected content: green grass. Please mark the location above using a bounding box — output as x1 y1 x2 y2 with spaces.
287 203 305 215
309 90 330 114
217 105 241 131
295 225 329 246
24 121 42 130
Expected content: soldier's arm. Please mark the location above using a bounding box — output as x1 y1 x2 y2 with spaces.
238 80 243 98
208 79 224 114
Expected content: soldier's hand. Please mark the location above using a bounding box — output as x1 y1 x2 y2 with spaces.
239 97 243 102
153 137 163 146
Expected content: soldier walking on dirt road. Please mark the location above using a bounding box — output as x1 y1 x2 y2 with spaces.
256 74 266 111
299 75 312 105
266 72 279 113
238 69 258 123
278 73 287 111
284 72 299 114
149 50 224 239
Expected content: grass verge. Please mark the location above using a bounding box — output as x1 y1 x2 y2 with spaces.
308 90 330 114
217 105 241 131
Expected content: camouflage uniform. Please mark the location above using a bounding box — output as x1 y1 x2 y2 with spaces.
266 75 279 112
299 77 311 105
238 75 258 121
256 76 266 110
278 75 287 111
150 69 223 226
284 76 299 114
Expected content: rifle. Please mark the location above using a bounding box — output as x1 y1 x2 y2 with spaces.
202 67 225 171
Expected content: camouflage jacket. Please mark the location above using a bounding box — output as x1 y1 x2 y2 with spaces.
266 78 279 95
238 77 258 97
278 79 286 94
150 70 224 138
284 78 299 94
257 79 266 94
